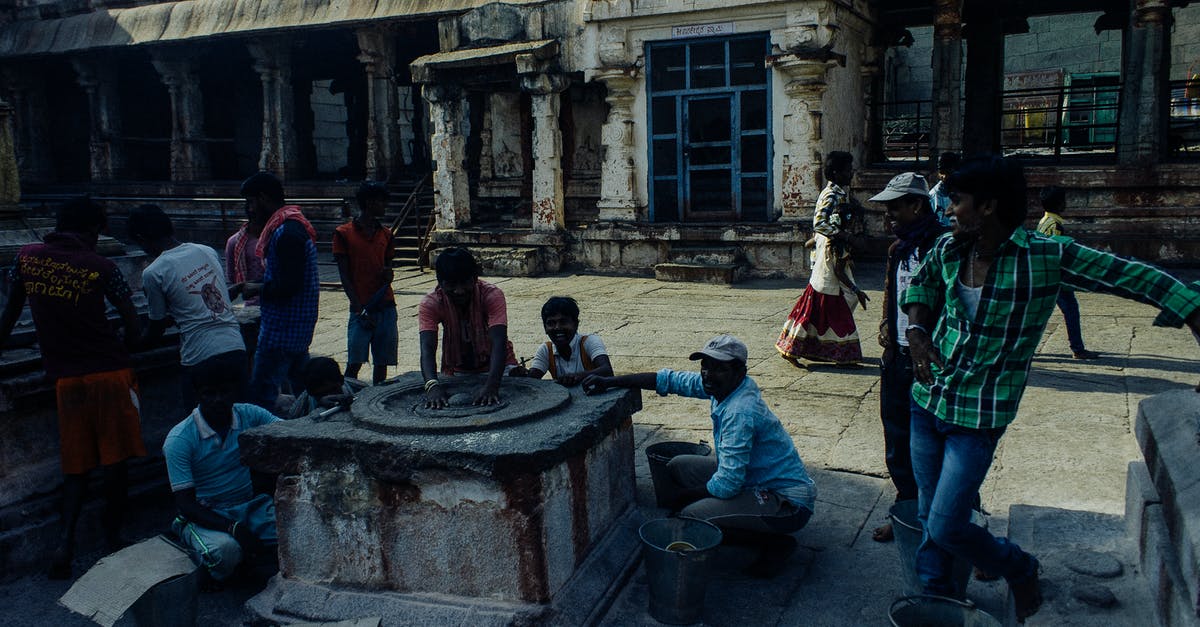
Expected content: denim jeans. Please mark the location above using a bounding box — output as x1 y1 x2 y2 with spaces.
880 347 918 502
910 402 1036 594
249 346 309 411
1056 289 1086 353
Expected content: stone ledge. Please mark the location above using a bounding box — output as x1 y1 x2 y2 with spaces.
654 262 738 284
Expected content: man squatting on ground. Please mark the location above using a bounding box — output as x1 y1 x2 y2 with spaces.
164 359 280 585
0 197 146 579
582 334 815 577
901 155 1200 621
869 172 948 543
419 247 517 408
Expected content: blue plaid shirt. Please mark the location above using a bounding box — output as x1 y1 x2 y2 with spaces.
259 221 319 351
656 369 816 511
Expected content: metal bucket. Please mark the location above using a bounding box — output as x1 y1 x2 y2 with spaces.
646 441 712 508
638 517 723 625
889 500 984 598
889 595 1001 627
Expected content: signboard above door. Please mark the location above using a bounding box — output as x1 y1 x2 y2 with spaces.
672 23 736 39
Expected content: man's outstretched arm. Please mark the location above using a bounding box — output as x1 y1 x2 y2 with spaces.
581 372 657 394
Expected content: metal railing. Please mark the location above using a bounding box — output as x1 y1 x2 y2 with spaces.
1001 83 1120 160
880 99 932 163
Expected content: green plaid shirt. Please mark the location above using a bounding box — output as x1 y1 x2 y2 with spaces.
901 228 1200 429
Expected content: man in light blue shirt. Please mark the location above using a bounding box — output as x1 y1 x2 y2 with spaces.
583 334 814 577
164 359 280 584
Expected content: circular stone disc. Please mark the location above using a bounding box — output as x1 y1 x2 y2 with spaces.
351 375 571 434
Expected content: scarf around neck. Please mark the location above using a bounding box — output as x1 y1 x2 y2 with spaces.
255 205 317 259
893 212 944 260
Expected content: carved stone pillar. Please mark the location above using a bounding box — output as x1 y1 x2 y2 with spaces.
592 67 638 221
247 40 298 179
1118 0 1171 167
861 46 885 165
962 3 1004 155
930 0 964 159
771 54 836 222
0 100 20 212
2 69 53 183
71 58 124 180
151 51 211 181
519 53 569 233
357 27 400 181
422 84 470 230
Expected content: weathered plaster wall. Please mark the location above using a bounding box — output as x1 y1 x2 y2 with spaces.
1172 4 1200 82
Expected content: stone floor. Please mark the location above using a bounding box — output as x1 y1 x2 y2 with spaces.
2 262 1197 626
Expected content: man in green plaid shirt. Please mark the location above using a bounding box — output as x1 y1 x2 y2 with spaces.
901 156 1200 621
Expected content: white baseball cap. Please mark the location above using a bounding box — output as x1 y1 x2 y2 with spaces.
689 334 748 364
869 172 930 202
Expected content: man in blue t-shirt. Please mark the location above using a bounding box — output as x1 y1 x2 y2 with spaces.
163 358 280 584
582 334 815 578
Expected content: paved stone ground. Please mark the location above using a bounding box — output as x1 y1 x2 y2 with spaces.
2 261 1197 626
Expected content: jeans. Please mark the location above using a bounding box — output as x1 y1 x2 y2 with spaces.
665 455 812 535
880 347 918 502
249 346 309 411
910 402 1036 594
171 493 276 581
1057 289 1086 353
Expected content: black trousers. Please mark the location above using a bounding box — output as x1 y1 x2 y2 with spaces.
880 347 919 502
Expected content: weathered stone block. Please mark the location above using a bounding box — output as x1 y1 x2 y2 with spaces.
653 262 736 284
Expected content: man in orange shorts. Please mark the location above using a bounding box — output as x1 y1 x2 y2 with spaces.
0 197 145 579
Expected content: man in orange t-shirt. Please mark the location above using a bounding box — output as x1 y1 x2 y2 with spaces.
333 182 397 384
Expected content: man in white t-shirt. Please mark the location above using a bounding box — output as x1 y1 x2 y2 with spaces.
515 296 613 386
128 205 247 399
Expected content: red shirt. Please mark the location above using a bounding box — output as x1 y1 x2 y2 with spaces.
332 220 394 307
418 280 516 374
12 232 132 379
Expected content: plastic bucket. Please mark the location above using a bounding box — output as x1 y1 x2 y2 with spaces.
638 517 723 625
888 595 1001 627
646 442 712 508
889 500 984 599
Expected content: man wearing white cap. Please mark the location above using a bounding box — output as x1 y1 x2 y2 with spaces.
582 334 815 577
867 172 948 543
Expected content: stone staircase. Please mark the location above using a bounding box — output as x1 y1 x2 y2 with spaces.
653 244 745 284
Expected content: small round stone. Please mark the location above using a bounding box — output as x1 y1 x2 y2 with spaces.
1071 583 1118 608
1063 550 1123 579
447 392 474 406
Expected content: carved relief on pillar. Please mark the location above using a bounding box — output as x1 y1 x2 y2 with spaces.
933 0 963 40
930 0 964 156
2 69 53 183
150 50 211 181
71 57 124 181
422 84 470 230
356 27 400 181
1133 0 1169 26
247 40 298 179
590 66 638 221
770 55 836 221
519 66 569 232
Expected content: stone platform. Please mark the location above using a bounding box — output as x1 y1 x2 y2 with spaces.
241 372 642 625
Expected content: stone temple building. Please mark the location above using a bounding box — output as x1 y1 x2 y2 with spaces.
0 0 1197 278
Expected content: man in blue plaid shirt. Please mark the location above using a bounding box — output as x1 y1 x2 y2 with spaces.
902 155 1200 621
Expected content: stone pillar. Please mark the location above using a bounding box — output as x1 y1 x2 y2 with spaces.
247 40 298 179
422 84 470 230
771 54 836 222
71 58 124 180
591 67 638 221
930 0 964 158
861 46 886 165
521 70 569 232
0 100 20 212
2 69 53 184
1118 0 1171 167
150 51 211 181
961 4 1004 155
357 27 400 181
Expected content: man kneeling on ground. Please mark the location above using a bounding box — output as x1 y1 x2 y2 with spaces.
582 334 815 577
164 359 280 586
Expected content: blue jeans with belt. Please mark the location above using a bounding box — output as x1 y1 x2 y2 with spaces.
909 402 1037 594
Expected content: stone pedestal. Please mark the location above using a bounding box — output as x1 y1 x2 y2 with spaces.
243 373 642 625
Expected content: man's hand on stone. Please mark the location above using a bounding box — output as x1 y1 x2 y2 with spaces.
424 384 448 409
472 383 500 406
581 375 611 395
556 373 582 387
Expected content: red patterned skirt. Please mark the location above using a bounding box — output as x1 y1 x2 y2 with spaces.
776 285 863 366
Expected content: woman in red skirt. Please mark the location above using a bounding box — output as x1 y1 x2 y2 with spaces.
777 154 869 366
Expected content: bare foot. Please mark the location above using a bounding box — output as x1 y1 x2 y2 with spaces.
872 523 894 542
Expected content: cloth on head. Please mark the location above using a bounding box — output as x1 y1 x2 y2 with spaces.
255 205 316 259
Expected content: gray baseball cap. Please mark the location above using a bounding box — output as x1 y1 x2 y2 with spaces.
689 334 748 364
869 172 930 202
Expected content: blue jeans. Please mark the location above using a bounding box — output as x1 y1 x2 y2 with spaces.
1056 289 1086 353
910 402 1036 594
346 305 398 366
249 346 309 411
171 493 277 581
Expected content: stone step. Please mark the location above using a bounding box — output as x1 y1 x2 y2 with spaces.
666 245 742 266
653 262 738 284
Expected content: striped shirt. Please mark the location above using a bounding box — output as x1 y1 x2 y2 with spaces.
1036 211 1065 237
812 182 847 238
901 228 1200 429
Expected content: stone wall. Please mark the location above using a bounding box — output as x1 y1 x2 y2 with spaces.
310 79 350 176
1171 4 1200 82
